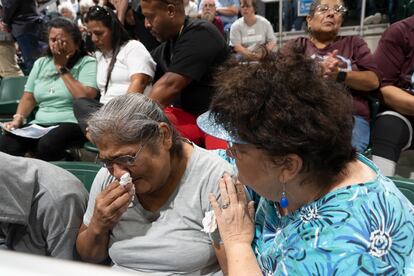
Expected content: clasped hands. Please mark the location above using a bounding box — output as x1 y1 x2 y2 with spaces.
320 49 342 79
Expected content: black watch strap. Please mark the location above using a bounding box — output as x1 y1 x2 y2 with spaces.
58 66 69 75
336 71 347 83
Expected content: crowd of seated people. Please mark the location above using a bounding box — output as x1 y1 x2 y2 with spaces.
1 0 414 275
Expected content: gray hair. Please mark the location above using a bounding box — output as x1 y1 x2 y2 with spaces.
88 93 183 155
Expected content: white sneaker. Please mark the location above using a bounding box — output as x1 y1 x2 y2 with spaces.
364 13 382 25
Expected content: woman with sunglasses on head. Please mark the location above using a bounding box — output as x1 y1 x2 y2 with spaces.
0 17 98 161
283 0 380 153
198 50 414 275
76 93 232 275
73 5 156 133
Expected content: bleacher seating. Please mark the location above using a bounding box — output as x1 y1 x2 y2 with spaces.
390 176 414 204
51 161 101 192
0 76 28 121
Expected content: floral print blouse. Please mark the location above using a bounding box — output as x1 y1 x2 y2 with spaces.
250 154 414 275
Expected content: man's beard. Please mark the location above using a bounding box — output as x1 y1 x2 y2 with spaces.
201 12 215 22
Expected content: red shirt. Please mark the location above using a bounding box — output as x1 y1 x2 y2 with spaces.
286 36 380 121
212 16 225 37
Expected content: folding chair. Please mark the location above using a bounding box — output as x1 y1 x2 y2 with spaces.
0 76 28 121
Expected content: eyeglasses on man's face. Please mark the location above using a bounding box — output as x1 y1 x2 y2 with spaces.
315 4 347 15
99 143 146 169
203 3 215 8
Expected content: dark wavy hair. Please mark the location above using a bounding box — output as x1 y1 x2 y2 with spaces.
85 5 130 93
210 48 356 187
46 17 88 69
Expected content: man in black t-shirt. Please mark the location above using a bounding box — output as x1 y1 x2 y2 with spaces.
141 0 229 145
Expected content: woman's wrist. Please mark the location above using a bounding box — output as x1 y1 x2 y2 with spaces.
12 113 26 124
57 65 70 75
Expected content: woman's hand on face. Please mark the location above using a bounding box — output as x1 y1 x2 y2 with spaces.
51 37 72 67
209 173 255 247
90 181 134 234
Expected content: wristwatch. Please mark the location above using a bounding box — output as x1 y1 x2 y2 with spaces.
336 71 347 83
58 66 70 75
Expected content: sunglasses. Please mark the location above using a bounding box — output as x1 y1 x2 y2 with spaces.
99 143 146 169
315 4 347 15
87 5 111 17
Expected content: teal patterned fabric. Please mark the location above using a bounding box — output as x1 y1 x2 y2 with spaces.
251 154 414 275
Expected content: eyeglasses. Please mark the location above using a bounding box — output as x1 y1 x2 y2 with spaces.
226 142 239 159
314 4 347 15
99 143 146 169
203 3 215 8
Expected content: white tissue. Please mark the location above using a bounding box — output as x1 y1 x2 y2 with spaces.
119 172 132 186
201 210 217 233
119 172 134 207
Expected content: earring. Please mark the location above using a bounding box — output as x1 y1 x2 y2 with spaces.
280 184 289 209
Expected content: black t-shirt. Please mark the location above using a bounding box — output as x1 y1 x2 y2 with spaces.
151 17 229 115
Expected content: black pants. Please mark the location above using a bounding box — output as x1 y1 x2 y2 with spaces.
372 112 413 162
73 97 103 135
0 123 86 161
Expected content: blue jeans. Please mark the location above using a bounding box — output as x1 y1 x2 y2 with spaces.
352 115 370 153
15 33 47 71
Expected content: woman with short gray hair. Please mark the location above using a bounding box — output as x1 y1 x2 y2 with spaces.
76 93 231 275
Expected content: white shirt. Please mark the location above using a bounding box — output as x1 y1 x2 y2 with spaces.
97 40 156 104
185 1 198 17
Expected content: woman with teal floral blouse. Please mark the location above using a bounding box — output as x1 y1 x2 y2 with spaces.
197 49 414 275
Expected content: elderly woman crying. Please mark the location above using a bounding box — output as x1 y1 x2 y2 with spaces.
76 93 232 275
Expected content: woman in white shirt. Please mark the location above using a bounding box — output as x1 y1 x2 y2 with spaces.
74 5 156 133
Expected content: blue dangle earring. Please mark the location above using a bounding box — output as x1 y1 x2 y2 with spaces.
280 184 289 209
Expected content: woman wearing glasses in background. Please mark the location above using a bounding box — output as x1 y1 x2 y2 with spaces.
283 0 380 153
73 5 156 134
76 93 231 275
197 50 414 275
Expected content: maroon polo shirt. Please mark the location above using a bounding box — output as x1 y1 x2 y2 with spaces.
286 36 380 121
212 16 225 37
374 16 414 94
